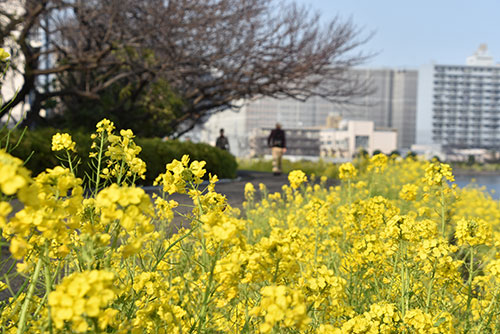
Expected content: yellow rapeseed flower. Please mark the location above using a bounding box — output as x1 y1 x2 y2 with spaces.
338 162 357 181
51 133 76 152
455 217 492 247
48 270 117 331
288 170 307 189
0 48 10 61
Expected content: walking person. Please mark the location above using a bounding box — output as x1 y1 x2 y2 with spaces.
215 128 230 151
267 123 286 176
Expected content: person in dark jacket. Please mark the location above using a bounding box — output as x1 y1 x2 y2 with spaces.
215 128 230 151
267 123 286 175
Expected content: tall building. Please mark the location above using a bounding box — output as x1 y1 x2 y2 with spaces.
336 69 417 149
416 45 500 150
196 68 418 156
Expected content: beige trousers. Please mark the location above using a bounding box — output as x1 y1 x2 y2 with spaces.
271 147 284 173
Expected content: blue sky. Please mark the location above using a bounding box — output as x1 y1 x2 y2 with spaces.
295 0 500 68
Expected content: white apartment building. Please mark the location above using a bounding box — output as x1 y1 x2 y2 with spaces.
320 120 397 158
416 45 500 150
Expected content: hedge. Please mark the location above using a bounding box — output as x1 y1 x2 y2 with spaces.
3 127 237 184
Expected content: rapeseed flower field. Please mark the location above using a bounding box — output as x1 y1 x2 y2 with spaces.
1 120 500 333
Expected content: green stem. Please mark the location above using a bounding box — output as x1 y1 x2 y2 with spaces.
116 159 126 186
466 246 475 321
314 228 319 266
151 224 199 272
196 247 219 333
43 252 54 334
399 239 408 318
66 150 74 175
93 134 105 196
106 221 122 268
474 286 500 333
347 179 352 206
440 182 446 237
273 258 281 283
17 256 43 334
425 262 437 313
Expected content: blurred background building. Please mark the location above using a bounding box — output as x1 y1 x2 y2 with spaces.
249 127 321 158
196 68 417 157
319 120 397 158
416 44 500 155
247 119 396 161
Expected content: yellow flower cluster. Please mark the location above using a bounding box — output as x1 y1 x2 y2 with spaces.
153 154 206 194
250 285 310 332
455 217 492 247
48 270 117 332
103 129 146 180
2 123 500 333
4 166 83 259
338 302 401 333
0 149 30 195
95 184 154 257
338 162 357 180
244 182 256 202
0 47 10 61
288 170 307 189
424 162 455 186
89 119 146 183
399 183 418 201
368 153 388 173
51 133 76 152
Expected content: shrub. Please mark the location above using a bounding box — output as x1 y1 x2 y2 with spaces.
5 128 237 184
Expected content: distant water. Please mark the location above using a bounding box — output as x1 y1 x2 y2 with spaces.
454 173 500 200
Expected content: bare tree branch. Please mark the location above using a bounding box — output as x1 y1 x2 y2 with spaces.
0 0 373 136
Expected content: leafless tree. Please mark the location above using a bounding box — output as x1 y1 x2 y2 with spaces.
0 0 372 136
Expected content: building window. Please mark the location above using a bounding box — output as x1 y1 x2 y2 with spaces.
355 136 369 150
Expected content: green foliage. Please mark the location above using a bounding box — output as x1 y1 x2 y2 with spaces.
51 79 185 138
7 129 237 184
406 151 417 159
136 138 237 181
467 155 475 166
389 150 400 157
